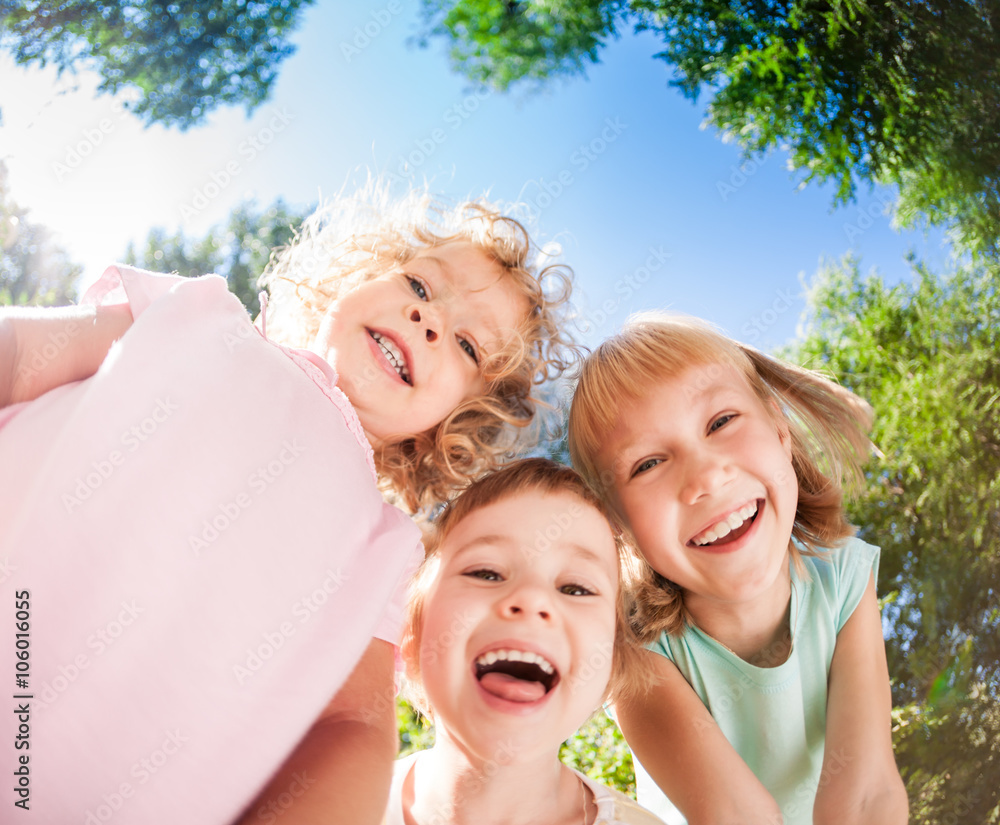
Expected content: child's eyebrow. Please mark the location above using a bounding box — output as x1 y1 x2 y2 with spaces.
613 435 645 465
568 544 614 570
449 534 515 562
410 255 446 275
448 536 612 573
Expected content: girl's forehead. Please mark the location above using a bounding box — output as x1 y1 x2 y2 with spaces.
408 241 499 282
595 361 759 462
439 490 616 560
622 358 754 407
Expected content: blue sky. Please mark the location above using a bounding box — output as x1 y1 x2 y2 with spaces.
1 0 950 352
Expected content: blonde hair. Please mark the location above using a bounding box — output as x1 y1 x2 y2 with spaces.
568 312 874 641
261 182 578 512
401 458 655 717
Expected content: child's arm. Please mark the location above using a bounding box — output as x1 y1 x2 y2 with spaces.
236 637 399 825
814 574 909 824
617 651 783 825
0 304 134 408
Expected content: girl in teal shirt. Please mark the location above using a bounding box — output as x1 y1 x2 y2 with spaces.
568 312 908 825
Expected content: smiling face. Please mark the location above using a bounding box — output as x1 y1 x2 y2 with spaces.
312 241 529 442
416 489 618 763
601 362 798 626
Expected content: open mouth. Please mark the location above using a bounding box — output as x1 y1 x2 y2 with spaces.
690 500 760 548
369 330 411 385
474 648 560 703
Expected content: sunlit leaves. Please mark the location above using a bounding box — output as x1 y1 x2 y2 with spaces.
418 0 628 91
792 257 1000 823
123 198 310 314
0 160 80 307
559 711 637 796
422 0 1000 259
0 0 313 128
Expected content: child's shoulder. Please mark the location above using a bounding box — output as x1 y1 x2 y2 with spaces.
801 535 880 633
803 535 880 582
577 771 666 825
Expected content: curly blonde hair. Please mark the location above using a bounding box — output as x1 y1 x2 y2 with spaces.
568 312 875 641
401 458 656 718
260 182 579 512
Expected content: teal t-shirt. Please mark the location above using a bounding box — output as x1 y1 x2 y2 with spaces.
634 537 880 825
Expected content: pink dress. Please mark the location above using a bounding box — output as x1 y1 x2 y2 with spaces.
0 266 423 823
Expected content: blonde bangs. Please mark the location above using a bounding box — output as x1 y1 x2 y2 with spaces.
569 313 753 490
568 311 875 640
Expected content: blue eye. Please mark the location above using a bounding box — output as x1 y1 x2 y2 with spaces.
710 414 735 433
459 337 479 364
407 276 428 300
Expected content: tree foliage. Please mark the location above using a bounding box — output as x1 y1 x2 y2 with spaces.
0 0 313 128
421 0 1000 258
397 698 436 758
791 258 1000 824
396 697 640 797
419 0 628 90
0 160 80 307
123 198 311 315
558 711 637 796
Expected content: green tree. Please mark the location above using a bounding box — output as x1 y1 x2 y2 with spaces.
0 0 314 128
124 198 311 314
397 698 436 758
559 711 637 797
421 0 1000 258
791 258 1000 824
396 697 639 797
0 160 80 306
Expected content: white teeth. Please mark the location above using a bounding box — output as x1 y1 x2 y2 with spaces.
693 502 758 546
371 332 411 383
475 648 555 675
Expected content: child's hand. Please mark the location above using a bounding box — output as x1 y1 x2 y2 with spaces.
0 303 133 407
815 575 908 824
617 652 783 825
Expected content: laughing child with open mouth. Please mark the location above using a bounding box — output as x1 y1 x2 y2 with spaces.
568 312 908 824
387 457 664 825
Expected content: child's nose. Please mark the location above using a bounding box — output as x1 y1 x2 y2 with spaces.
679 453 733 504
499 587 551 621
408 307 439 343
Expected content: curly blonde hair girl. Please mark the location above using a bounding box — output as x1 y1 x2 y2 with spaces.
261 181 579 512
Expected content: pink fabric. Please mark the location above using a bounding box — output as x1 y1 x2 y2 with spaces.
0 265 423 824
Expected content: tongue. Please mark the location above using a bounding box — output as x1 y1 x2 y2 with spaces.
480 672 546 703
